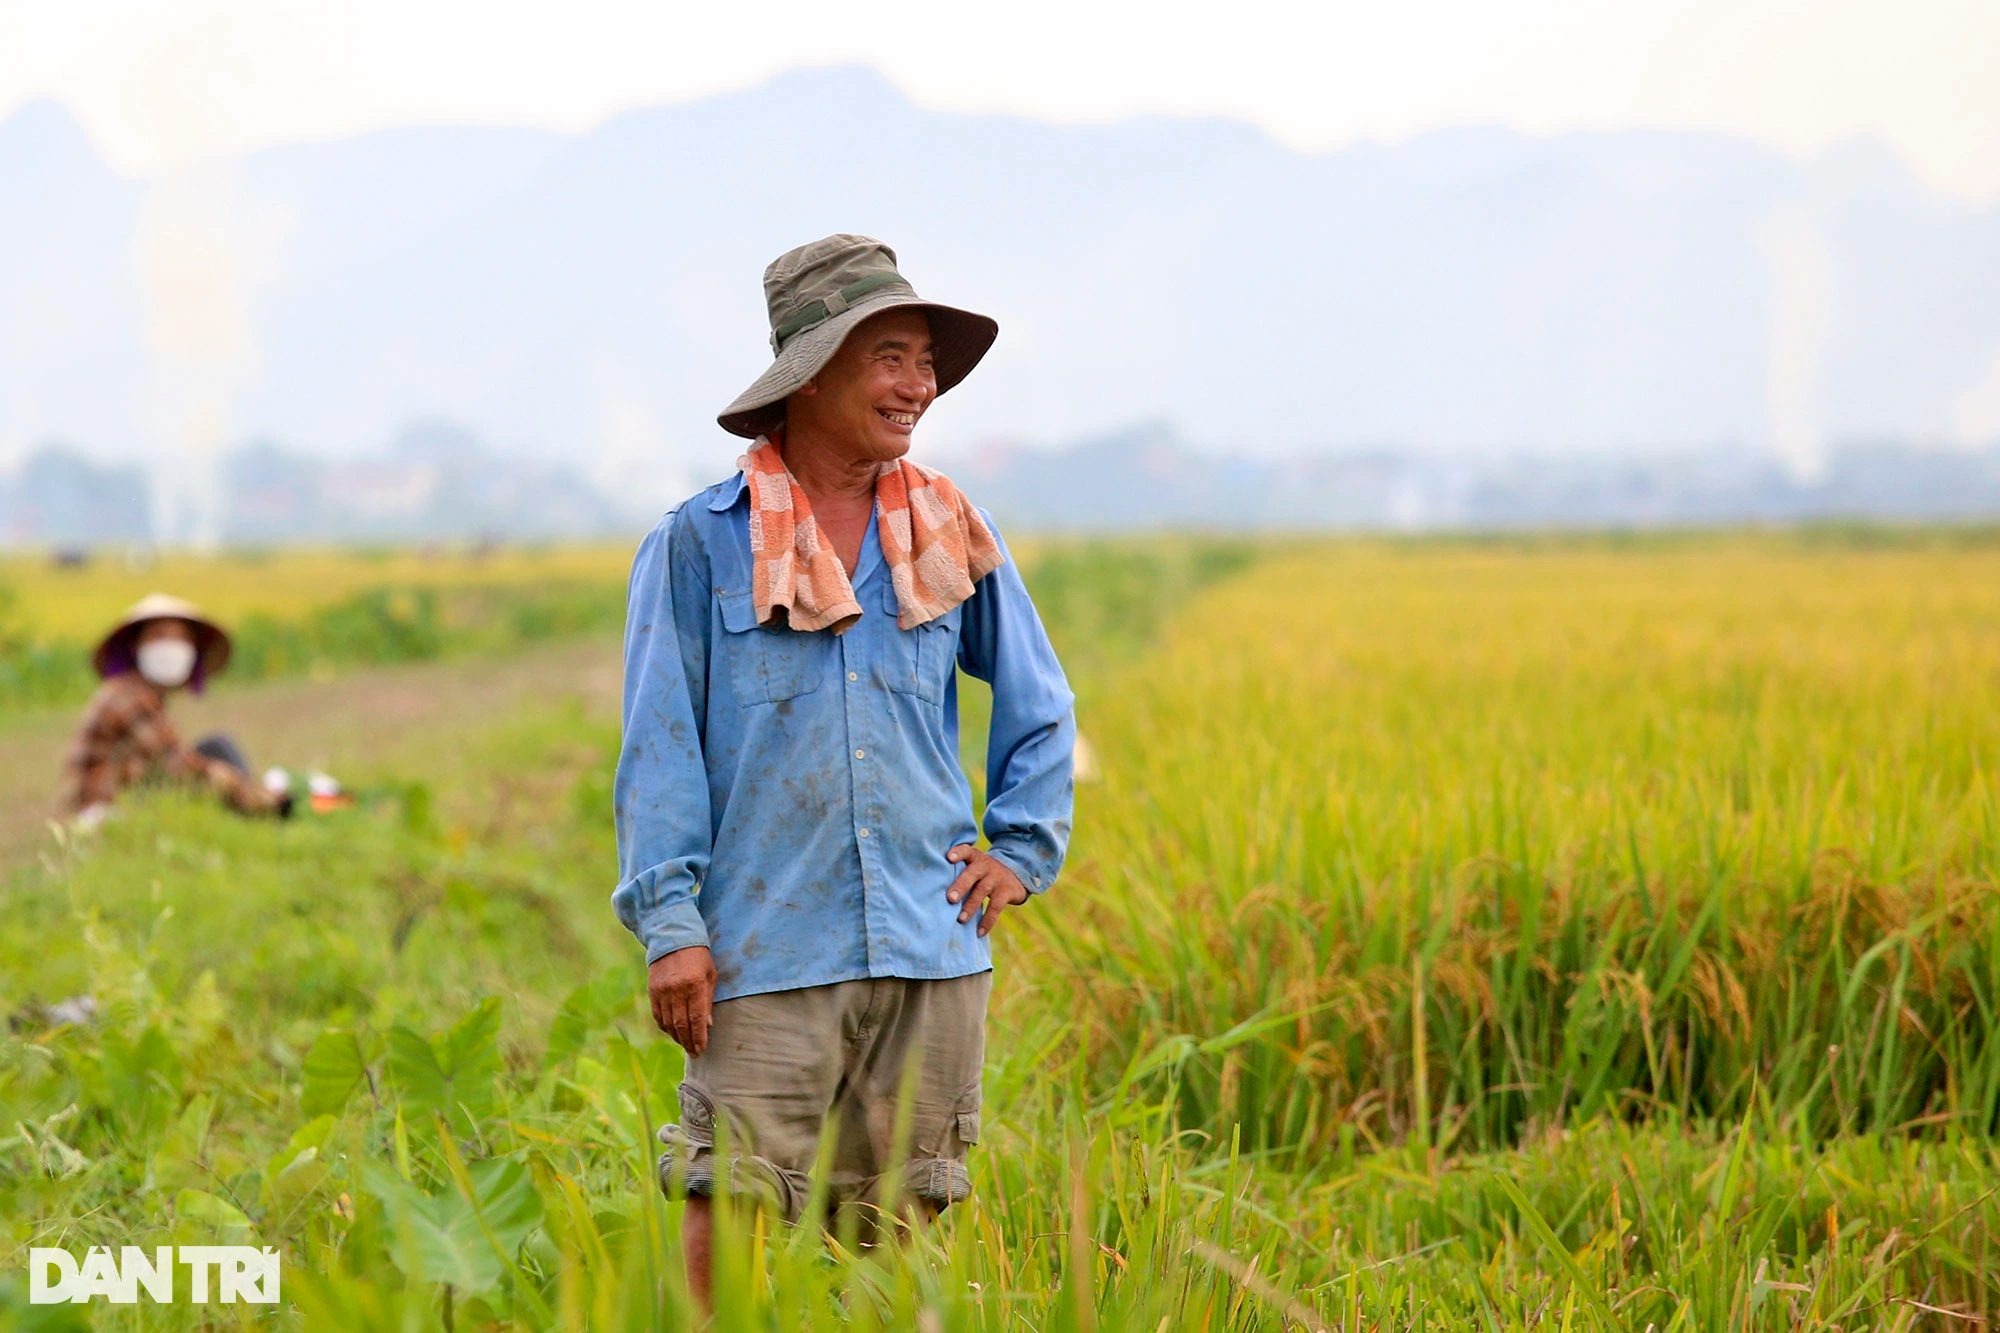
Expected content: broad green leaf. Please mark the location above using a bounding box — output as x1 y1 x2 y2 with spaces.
301 1029 368 1116
544 968 633 1070
174 1188 254 1245
431 999 505 1132
456 1157 543 1254
361 1157 544 1294
386 1001 503 1134
438 997 503 1099
266 1145 331 1208
101 1025 184 1136
263 1114 336 1207
385 1025 449 1119
152 1094 215 1194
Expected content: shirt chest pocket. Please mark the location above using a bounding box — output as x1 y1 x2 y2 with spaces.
717 591 826 706
881 583 960 706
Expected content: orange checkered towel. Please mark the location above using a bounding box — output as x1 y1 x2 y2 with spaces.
739 430 1003 634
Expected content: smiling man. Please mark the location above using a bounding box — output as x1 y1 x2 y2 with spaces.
613 235 1076 1303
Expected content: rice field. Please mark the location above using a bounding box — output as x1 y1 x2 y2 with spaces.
0 545 637 715
3 529 1999 1329
0 545 635 644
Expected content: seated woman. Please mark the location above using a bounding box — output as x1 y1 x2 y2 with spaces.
60 595 291 827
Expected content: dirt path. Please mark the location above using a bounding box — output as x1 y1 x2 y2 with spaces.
0 638 623 869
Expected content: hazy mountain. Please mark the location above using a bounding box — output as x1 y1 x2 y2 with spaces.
6 423 1995 547
5 66 2000 513
0 101 149 462
947 426 2000 532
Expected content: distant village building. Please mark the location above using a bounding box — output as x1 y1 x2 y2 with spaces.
217 422 624 544
0 444 152 547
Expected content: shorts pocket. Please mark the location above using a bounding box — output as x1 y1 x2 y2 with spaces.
718 589 825 706
676 1082 718 1146
952 1084 981 1148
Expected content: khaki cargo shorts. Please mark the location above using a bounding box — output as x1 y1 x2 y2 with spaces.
655 971 990 1223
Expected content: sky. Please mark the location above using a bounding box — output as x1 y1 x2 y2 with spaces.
5 0 2000 201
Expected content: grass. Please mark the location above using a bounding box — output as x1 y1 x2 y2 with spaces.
3 531 1999 1328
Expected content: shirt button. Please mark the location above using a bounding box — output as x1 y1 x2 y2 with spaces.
848 671 858 681
857 827 870 838
854 749 866 759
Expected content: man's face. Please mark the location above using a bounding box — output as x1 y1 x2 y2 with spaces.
787 308 936 463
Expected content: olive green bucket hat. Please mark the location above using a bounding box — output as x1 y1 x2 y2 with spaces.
717 234 999 439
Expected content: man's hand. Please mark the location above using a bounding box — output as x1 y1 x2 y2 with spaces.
649 946 717 1056
945 845 1030 937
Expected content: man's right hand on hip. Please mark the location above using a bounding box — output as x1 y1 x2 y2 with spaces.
649 946 717 1056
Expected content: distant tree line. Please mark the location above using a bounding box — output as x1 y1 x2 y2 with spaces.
0 444 151 547
0 422 634 550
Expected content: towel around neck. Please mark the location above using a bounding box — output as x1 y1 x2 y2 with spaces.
738 431 1004 634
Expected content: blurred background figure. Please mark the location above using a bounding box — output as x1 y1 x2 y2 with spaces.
59 594 292 827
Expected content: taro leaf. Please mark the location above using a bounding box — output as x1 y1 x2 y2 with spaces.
152 1094 215 1194
385 1026 449 1119
174 1188 254 1245
263 1114 336 1208
438 999 503 1095
301 1030 368 1116
101 1025 184 1137
362 1157 544 1294
265 1146 331 1210
544 968 633 1070
387 999 503 1135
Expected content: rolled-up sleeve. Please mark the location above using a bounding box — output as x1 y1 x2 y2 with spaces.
958 516 1076 894
612 510 716 963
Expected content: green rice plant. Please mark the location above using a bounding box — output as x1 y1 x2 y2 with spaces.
8 938 1999 1328
6 533 2000 1327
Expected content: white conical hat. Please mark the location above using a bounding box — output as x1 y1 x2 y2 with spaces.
92 593 232 681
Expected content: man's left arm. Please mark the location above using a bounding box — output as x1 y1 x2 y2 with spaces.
952 517 1077 932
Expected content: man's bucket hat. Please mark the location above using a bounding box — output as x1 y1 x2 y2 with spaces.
718 234 998 439
92 593 233 686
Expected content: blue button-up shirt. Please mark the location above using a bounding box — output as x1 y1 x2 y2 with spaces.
612 472 1076 1001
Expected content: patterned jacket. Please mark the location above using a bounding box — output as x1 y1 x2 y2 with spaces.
60 673 280 817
